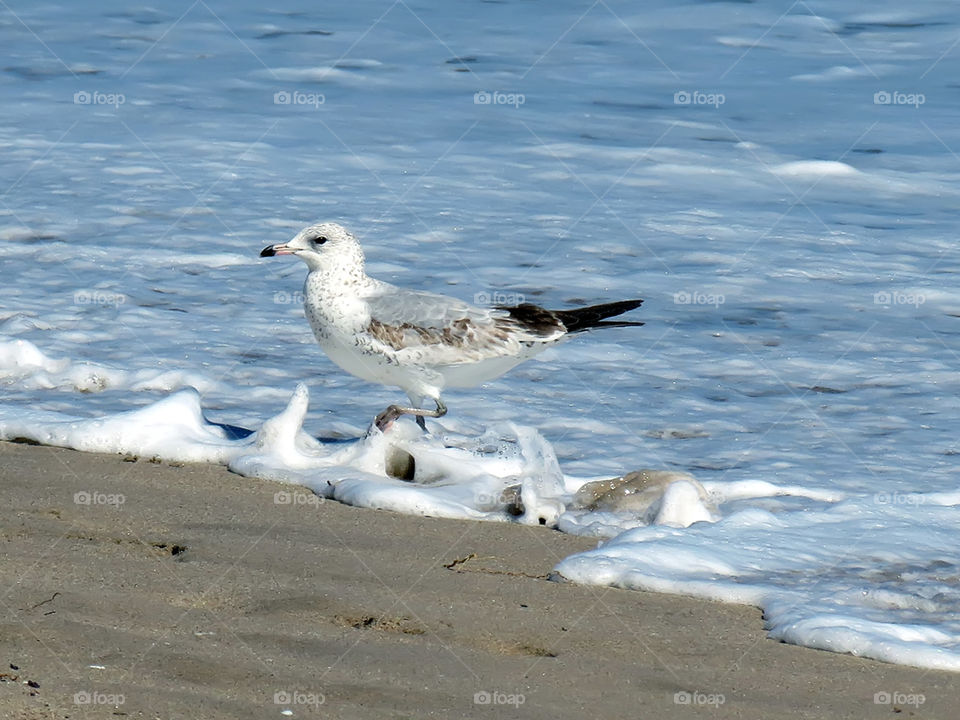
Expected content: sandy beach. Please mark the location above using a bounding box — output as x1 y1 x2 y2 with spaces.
0 439 953 719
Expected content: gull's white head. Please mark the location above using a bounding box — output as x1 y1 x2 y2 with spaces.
260 222 364 274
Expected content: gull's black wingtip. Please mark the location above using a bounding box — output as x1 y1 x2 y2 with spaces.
553 299 645 333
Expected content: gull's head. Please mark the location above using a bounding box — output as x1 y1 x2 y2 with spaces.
260 222 364 273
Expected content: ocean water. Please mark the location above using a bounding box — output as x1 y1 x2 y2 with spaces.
3 0 960 673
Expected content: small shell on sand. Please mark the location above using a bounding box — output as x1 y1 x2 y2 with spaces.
384 444 416 480
573 470 717 526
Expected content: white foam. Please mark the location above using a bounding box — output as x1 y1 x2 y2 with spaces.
0 384 579 525
556 497 960 670
772 160 860 177
0 386 236 462
0 337 217 395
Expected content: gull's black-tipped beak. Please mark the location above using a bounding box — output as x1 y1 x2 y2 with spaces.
260 243 294 257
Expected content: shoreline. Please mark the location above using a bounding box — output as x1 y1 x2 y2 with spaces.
1 440 954 719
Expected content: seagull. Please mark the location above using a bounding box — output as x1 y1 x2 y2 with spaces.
261 223 643 431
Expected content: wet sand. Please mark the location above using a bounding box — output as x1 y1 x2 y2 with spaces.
0 440 953 719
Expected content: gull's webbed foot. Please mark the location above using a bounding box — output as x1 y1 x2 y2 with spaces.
374 399 447 432
374 404 407 432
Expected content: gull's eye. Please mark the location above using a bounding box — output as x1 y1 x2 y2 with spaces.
314 236 328 245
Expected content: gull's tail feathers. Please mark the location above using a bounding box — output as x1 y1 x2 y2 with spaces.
552 299 644 333
498 299 644 336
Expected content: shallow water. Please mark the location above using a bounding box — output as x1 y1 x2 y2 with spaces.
2 0 960 671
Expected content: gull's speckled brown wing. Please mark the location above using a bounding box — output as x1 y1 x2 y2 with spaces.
359 285 566 366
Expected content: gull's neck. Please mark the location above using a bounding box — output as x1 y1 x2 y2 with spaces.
304 254 375 295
